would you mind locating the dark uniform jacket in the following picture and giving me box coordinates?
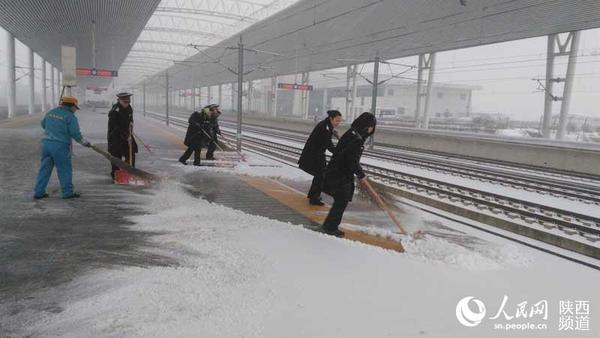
[107,103,138,155]
[298,118,336,176]
[184,110,211,149]
[207,115,221,140]
[322,128,366,202]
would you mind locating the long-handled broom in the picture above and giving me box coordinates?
[200,128,247,162]
[361,178,407,234]
[132,131,155,154]
[360,178,425,240]
[90,144,159,182]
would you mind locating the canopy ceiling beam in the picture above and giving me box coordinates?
[143,26,227,39]
[155,6,258,23]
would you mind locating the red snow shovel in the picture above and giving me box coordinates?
[90,135,159,186]
[112,125,137,185]
[91,145,158,182]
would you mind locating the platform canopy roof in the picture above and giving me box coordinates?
[2,0,600,91]
[117,0,301,86]
[139,0,600,90]
[0,0,162,88]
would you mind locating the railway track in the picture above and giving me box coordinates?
[144,111,600,260]
[219,129,600,258]
[218,120,600,205]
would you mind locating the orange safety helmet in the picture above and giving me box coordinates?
[60,96,80,109]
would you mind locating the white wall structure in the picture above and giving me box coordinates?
[27,46,34,114]
[5,30,16,118]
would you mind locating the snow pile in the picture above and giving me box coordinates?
[24,183,277,337]
[232,162,310,180]
[495,128,531,138]
[172,152,312,181]
[402,236,532,271]
[21,183,596,338]
[341,223,532,271]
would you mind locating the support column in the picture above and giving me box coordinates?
[50,66,56,107]
[246,81,252,112]
[350,65,358,121]
[41,60,47,112]
[541,32,581,139]
[142,82,146,116]
[466,90,472,117]
[237,36,244,151]
[415,56,424,126]
[270,76,277,117]
[28,47,35,115]
[5,31,16,118]
[218,84,222,107]
[165,72,169,125]
[322,88,328,116]
[557,31,580,140]
[301,72,309,119]
[191,87,196,111]
[345,65,352,117]
[231,83,236,112]
[542,34,557,138]
[422,53,436,129]
[369,54,380,149]
[415,53,436,129]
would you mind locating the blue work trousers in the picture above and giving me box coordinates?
[33,141,74,198]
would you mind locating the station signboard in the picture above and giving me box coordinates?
[76,68,118,77]
[277,83,313,91]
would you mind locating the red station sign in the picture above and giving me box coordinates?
[76,68,118,77]
[277,83,313,91]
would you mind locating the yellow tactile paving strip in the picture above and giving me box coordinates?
[241,176,404,253]
[143,116,404,252]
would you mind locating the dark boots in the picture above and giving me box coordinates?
[309,197,325,206]
[321,198,349,237]
[322,227,345,237]
[180,147,201,166]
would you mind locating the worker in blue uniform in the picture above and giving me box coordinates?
[33,96,91,199]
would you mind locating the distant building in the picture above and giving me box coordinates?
[269,72,480,120]
[240,71,480,126]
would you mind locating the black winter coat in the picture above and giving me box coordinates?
[298,118,336,176]
[206,116,221,141]
[322,128,366,202]
[184,111,211,149]
[107,103,138,155]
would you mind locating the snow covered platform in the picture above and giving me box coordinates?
[1,110,599,337]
